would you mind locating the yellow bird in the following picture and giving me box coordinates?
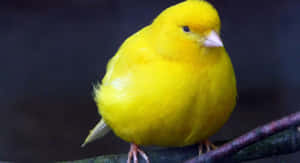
[82,0,237,162]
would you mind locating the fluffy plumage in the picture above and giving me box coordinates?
[85,0,237,148]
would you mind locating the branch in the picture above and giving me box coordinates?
[185,111,300,163]
[59,111,300,163]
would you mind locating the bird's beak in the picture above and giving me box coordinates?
[203,30,223,47]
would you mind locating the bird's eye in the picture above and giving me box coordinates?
[182,26,190,32]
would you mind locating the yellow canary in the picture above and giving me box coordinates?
[82,0,237,162]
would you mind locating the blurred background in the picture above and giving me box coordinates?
[0,0,299,162]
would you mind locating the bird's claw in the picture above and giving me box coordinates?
[198,140,217,155]
[127,144,150,163]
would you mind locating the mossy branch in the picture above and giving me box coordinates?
[60,111,300,163]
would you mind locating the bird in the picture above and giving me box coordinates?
[82,0,237,162]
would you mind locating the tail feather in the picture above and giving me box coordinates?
[81,119,111,147]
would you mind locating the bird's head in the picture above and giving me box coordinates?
[150,0,223,61]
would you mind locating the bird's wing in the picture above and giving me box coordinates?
[101,25,154,85]
[82,26,154,147]
[81,119,110,147]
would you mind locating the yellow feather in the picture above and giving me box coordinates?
[87,0,237,147]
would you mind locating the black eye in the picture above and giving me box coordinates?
[182,26,190,32]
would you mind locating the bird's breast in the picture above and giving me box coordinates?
[97,58,236,146]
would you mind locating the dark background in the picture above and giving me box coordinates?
[0,0,299,162]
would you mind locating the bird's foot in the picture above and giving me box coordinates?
[198,140,217,155]
[127,144,150,163]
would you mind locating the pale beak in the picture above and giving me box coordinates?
[203,30,223,47]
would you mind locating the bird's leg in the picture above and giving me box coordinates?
[127,144,150,163]
[198,140,217,155]
[198,143,203,155]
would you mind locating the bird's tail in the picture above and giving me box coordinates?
[81,119,111,147]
